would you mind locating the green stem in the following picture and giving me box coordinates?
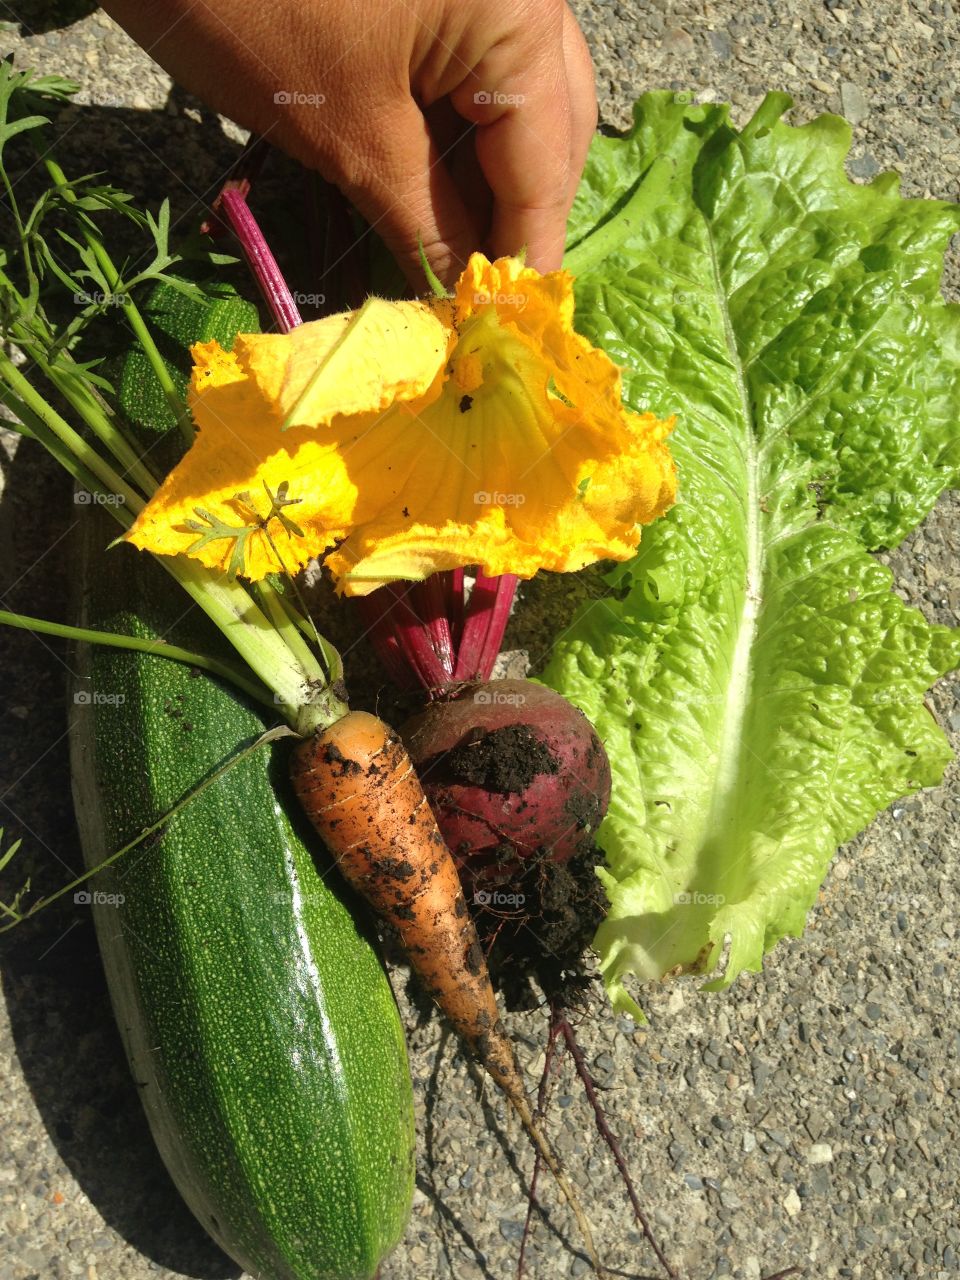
[563,155,676,278]
[257,579,326,683]
[44,157,194,444]
[253,578,347,727]
[0,161,28,280]
[0,268,157,494]
[271,573,345,687]
[0,353,144,511]
[0,608,272,707]
[18,332,156,495]
[162,557,345,734]
[0,382,119,502]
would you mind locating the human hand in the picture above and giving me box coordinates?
[102,0,597,285]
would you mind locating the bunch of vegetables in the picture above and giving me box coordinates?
[2,60,959,1280]
[0,63,657,1278]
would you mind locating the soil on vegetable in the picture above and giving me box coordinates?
[391,840,606,1022]
[475,841,607,1010]
[404,721,607,1007]
[435,722,559,794]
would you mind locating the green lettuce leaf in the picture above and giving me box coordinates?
[545,92,960,1017]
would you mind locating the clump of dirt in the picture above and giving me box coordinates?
[436,722,559,794]
[472,841,607,1010]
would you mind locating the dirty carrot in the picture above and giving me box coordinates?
[290,710,604,1276]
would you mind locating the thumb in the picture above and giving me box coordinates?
[331,97,484,290]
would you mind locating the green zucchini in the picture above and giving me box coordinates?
[68,283,415,1279]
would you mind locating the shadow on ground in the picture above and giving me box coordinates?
[0,92,269,1280]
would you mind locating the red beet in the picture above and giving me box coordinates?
[401,679,611,887]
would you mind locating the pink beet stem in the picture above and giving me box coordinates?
[360,583,449,690]
[385,583,451,689]
[452,572,518,683]
[353,591,420,690]
[201,135,270,238]
[410,575,455,678]
[444,568,466,651]
[219,188,302,333]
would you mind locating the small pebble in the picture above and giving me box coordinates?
[807,1143,834,1165]
[708,30,734,59]
[840,80,869,125]
[783,1188,803,1217]
[662,27,696,56]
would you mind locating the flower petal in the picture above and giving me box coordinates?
[326,403,676,593]
[125,255,677,593]
[234,297,454,429]
[125,342,356,578]
[315,294,676,593]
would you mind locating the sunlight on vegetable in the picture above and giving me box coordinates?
[124,253,677,593]
[545,91,960,1016]
[3,59,959,1280]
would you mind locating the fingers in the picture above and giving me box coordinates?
[475,88,572,272]
[561,3,598,213]
[447,1,597,273]
[327,96,485,290]
[450,13,571,270]
[103,0,597,290]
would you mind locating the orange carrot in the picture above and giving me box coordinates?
[291,710,603,1274]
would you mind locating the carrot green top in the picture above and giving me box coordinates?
[125,253,677,595]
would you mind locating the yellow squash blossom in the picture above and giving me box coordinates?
[125,254,677,595]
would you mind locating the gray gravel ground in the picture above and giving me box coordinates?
[2,3,960,1280]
